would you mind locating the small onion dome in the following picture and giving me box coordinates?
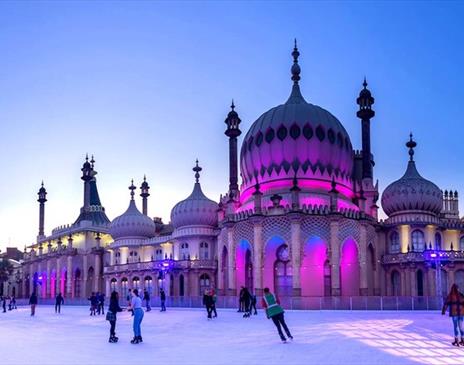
[109,180,157,240]
[381,135,443,216]
[170,161,218,229]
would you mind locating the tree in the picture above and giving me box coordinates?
[0,258,14,285]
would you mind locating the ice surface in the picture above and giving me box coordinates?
[1,306,463,365]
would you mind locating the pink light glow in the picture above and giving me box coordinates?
[340,238,360,296]
[301,197,328,207]
[338,199,359,211]
[235,240,252,293]
[263,236,286,292]
[300,236,327,297]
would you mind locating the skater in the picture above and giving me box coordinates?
[143,290,151,312]
[442,284,464,346]
[29,291,38,316]
[202,289,214,319]
[88,292,98,316]
[211,288,218,318]
[243,287,252,318]
[55,293,64,313]
[10,296,16,310]
[107,291,123,343]
[98,292,105,315]
[160,288,166,312]
[250,291,258,315]
[1,296,6,313]
[262,287,293,343]
[128,289,144,344]
[126,289,133,316]
[238,286,245,312]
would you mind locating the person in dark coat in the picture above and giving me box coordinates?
[243,287,252,318]
[88,292,98,316]
[442,283,464,346]
[29,291,38,316]
[143,290,151,312]
[98,293,105,315]
[1,296,6,313]
[11,295,16,310]
[55,293,64,313]
[107,291,123,343]
[160,288,166,312]
[202,289,214,319]
[250,292,258,315]
[238,286,245,312]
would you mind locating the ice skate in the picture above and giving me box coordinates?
[460,338,464,346]
[452,338,460,346]
[130,336,140,344]
[137,336,143,343]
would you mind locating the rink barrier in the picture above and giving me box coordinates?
[12,296,445,310]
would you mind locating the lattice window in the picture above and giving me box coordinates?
[233,221,254,245]
[301,217,330,244]
[263,216,291,244]
[338,218,361,245]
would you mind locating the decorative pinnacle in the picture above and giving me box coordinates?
[90,155,95,168]
[85,153,89,162]
[193,159,202,183]
[231,99,235,111]
[143,174,146,182]
[363,76,368,89]
[129,179,136,200]
[406,133,417,162]
[291,38,301,84]
[41,180,44,188]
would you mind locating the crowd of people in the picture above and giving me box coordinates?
[1,295,17,312]
[88,292,106,316]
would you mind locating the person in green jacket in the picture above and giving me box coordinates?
[261,287,293,343]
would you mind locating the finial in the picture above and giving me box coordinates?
[90,155,95,168]
[406,133,417,162]
[193,159,202,183]
[291,39,301,84]
[231,99,235,111]
[85,153,89,162]
[129,179,136,200]
[143,174,146,182]
[363,76,368,89]
[41,180,44,188]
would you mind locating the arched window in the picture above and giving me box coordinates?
[274,244,292,297]
[74,269,81,298]
[416,270,424,296]
[391,270,401,296]
[155,248,163,260]
[323,260,331,297]
[110,278,117,292]
[181,243,189,260]
[179,274,185,297]
[435,233,442,250]
[411,230,425,252]
[199,274,210,295]
[121,278,128,299]
[129,251,138,263]
[144,276,153,295]
[132,276,140,290]
[115,251,121,265]
[200,242,209,260]
[460,237,464,251]
[390,232,400,253]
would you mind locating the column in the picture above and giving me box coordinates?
[409,268,416,296]
[226,226,236,296]
[400,269,407,296]
[94,254,101,293]
[359,225,368,296]
[105,277,110,298]
[46,260,51,298]
[330,219,341,296]
[216,234,224,293]
[252,218,263,296]
[29,265,34,297]
[37,262,42,298]
[66,256,73,298]
[82,254,88,298]
[290,215,301,297]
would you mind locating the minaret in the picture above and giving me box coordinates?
[224,100,242,198]
[140,175,150,216]
[37,181,47,239]
[81,154,93,209]
[129,179,136,200]
[356,78,375,179]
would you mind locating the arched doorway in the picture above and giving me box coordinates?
[274,244,292,297]
[391,270,401,296]
[179,274,185,296]
[50,270,56,298]
[87,267,94,297]
[110,278,117,292]
[263,236,290,295]
[144,276,152,296]
[132,276,140,291]
[74,269,81,298]
[416,270,424,296]
[199,274,210,295]
[301,236,327,296]
[62,270,67,297]
[221,246,228,295]
[121,277,128,299]
[236,240,253,292]
[324,260,331,296]
[340,238,360,296]
[367,244,375,295]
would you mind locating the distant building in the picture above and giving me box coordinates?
[20,44,464,305]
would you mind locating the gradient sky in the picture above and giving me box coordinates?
[1,1,463,252]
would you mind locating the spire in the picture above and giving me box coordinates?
[287,39,306,104]
[224,100,241,137]
[129,179,136,200]
[193,159,202,183]
[406,133,417,162]
[356,78,375,180]
[140,175,150,215]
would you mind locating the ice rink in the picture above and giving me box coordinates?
[1,306,463,365]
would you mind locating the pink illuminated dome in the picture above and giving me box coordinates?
[239,42,354,205]
[170,161,218,229]
[109,180,157,240]
[381,135,443,217]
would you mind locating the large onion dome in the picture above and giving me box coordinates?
[381,134,443,216]
[240,41,354,202]
[109,180,157,240]
[170,161,218,229]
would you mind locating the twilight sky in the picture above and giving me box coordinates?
[0,1,463,252]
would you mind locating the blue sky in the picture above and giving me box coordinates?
[0,1,463,251]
